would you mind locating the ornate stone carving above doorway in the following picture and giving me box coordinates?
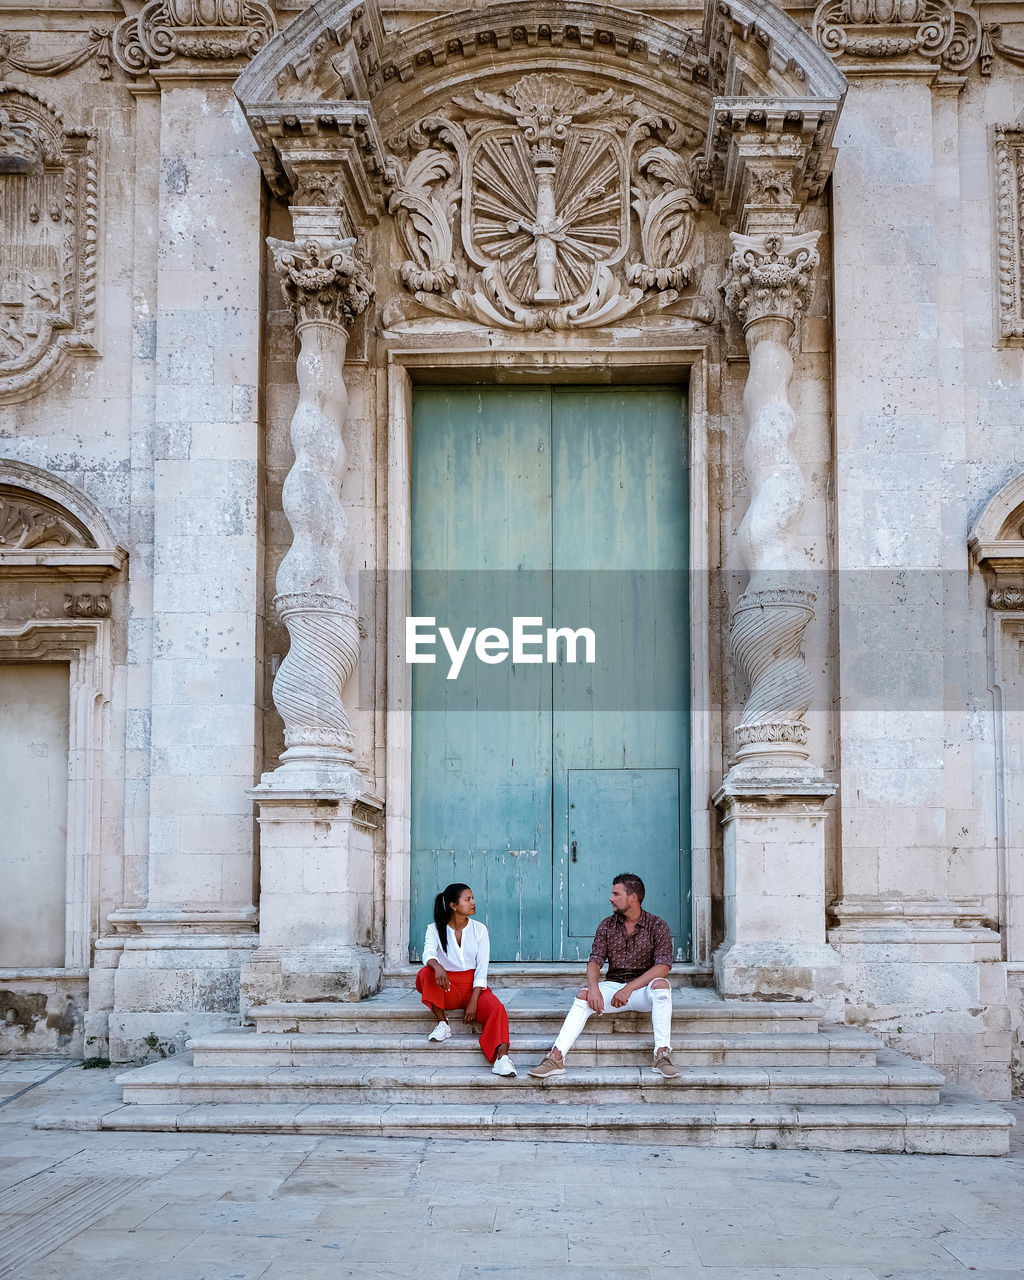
[386,71,705,330]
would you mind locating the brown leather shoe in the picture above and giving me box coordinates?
[653,1049,678,1078]
[528,1054,566,1079]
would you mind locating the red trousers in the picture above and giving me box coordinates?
[415,966,510,1064]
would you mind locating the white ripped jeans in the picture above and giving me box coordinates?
[553,980,672,1058]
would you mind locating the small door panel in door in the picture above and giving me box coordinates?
[567,768,681,945]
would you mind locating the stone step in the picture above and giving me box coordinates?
[47,1093,1012,1156]
[250,990,824,1037]
[188,1027,880,1069]
[117,1050,942,1106]
[384,964,715,988]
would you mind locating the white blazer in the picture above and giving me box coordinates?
[423,918,490,989]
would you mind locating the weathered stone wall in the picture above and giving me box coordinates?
[1,0,1023,1091]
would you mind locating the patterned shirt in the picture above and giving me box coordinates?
[589,909,674,982]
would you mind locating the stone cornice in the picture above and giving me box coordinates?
[243,102,391,227]
[701,98,842,228]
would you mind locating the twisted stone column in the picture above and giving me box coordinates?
[266,237,372,787]
[715,228,841,1010]
[243,234,382,1008]
[723,230,820,765]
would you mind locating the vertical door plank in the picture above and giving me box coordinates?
[551,387,690,957]
[411,387,553,960]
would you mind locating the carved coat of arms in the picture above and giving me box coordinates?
[386,73,706,331]
[0,85,97,403]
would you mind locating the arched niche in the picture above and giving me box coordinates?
[970,470,1024,962]
[0,461,125,985]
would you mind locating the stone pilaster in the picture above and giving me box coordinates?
[107,75,263,1060]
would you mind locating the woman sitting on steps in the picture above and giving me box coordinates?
[416,882,517,1078]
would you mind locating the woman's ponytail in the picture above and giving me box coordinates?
[433,882,470,955]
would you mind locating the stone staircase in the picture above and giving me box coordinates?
[98,986,1013,1153]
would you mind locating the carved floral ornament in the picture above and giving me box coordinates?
[0,31,112,80]
[268,237,373,329]
[384,73,709,332]
[811,0,981,71]
[113,0,277,75]
[0,85,98,405]
[722,231,821,329]
[994,126,1024,344]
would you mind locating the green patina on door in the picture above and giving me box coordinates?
[410,386,690,962]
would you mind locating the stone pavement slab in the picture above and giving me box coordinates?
[0,1060,1021,1279]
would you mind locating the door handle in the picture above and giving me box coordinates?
[571,840,578,863]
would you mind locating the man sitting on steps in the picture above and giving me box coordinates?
[528,872,678,1080]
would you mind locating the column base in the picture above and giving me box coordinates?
[830,897,1010,1100]
[107,914,258,1062]
[241,944,382,1009]
[714,764,842,1016]
[247,771,384,1009]
[714,940,844,1016]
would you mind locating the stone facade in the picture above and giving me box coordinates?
[0,0,1022,1104]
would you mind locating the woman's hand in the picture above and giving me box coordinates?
[429,960,450,992]
[463,993,480,1024]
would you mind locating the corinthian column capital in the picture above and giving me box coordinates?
[723,230,821,331]
[268,237,373,330]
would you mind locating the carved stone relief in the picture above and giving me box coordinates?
[64,592,110,618]
[980,24,1024,75]
[0,31,112,80]
[385,72,709,332]
[994,126,1024,345]
[991,587,1024,610]
[113,0,277,75]
[0,486,94,550]
[811,0,981,72]
[0,89,97,405]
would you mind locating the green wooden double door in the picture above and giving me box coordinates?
[410,386,690,962]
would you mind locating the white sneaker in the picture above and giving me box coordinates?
[491,1055,517,1077]
[428,1021,451,1043]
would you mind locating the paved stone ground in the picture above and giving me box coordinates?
[0,1058,1021,1280]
